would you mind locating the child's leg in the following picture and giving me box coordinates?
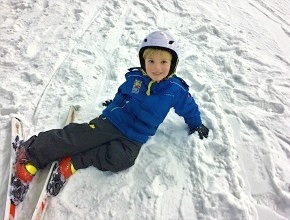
[71,137,142,172]
[25,116,131,169]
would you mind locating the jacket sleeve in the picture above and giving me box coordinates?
[174,91,202,129]
[111,82,130,105]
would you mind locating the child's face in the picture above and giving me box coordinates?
[145,52,171,82]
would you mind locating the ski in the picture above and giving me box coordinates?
[31,106,77,220]
[4,117,25,220]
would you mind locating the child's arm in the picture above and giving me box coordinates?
[174,91,209,139]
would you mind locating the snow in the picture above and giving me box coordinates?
[0,0,290,219]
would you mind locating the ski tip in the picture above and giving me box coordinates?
[12,117,21,122]
[72,105,80,111]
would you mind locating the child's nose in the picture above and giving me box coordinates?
[153,63,162,71]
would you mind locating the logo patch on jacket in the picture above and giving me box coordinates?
[132,79,142,94]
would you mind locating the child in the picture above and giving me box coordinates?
[16,31,209,185]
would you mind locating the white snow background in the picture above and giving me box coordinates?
[0,0,290,219]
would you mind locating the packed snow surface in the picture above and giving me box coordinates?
[0,0,290,219]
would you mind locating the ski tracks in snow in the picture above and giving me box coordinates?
[177,3,290,219]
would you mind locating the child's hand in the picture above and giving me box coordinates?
[102,99,112,106]
[189,124,209,139]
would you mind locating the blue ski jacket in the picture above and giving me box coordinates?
[102,68,202,143]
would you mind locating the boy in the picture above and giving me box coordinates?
[16,31,209,185]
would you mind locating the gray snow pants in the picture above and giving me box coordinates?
[26,115,142,172]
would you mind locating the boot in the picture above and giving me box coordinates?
[59,157,76,179]
[15,147,37,184]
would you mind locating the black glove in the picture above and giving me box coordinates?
[102,99,112,106]
[189,124,209,139]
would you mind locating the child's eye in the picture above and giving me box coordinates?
[148,60,154,63]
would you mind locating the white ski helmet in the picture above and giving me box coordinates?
[139,31,179,75]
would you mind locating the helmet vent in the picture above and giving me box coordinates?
[144,39,148,42]
[169,40,174,44]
